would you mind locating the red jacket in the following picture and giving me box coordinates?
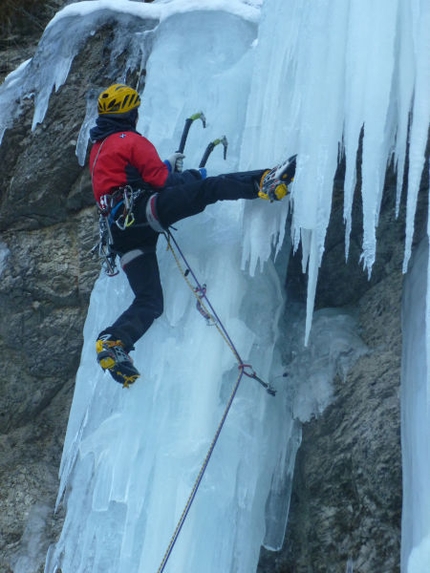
[89,130,169,206]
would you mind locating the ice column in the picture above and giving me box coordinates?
[401,238,430,572]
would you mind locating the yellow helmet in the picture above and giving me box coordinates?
[97,84,141,115]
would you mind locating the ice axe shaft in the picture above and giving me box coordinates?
[177,112,206,154]
[199,136,228,168]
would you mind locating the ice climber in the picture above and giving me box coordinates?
[90,83,296,386]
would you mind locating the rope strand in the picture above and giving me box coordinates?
[156,230,276,573]
[157,366,245,573]
[165,231,243,364]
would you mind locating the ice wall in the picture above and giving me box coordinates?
[1,0,428,336]
[0,0,427,571]
[45,5,297,573]
[242,0,430,343]
[401,238,430,573]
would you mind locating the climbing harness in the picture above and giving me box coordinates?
[108,185,139,230]
[145,193,166,233]
[92,185,146,276]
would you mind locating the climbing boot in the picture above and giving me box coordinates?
[258,154,297,201]
[96,335,140,387]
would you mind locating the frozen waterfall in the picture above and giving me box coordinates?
[0,0,428,572]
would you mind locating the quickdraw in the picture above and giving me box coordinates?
[166,231,277,396]
[239,364,277,396]
[194,284,217,325]
[157,233,277,573]
[91,212,119,277]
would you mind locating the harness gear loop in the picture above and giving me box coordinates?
[91,211,119,277]
[94,185,147,276]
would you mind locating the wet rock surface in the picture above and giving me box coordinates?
[258,161,428,572]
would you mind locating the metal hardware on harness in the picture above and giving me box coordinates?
[114,185,137,230]
[94,212,119,277]
[93,187,145,277]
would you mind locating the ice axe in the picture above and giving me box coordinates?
[177,111,206,155]
[199,136,228,168]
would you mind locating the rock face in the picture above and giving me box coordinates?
[258,168,428,572]
[260,258,404,572]
[0,5,100,571]
[0,5,428,573]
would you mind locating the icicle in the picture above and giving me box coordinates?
[304,231,318,345]
[393,0,414,218]
[402,0,430,273]
[427,172,430,413]
[75,90,99,166]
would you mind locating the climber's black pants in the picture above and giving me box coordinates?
[98,170,264,351]
[156,170,262,227]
